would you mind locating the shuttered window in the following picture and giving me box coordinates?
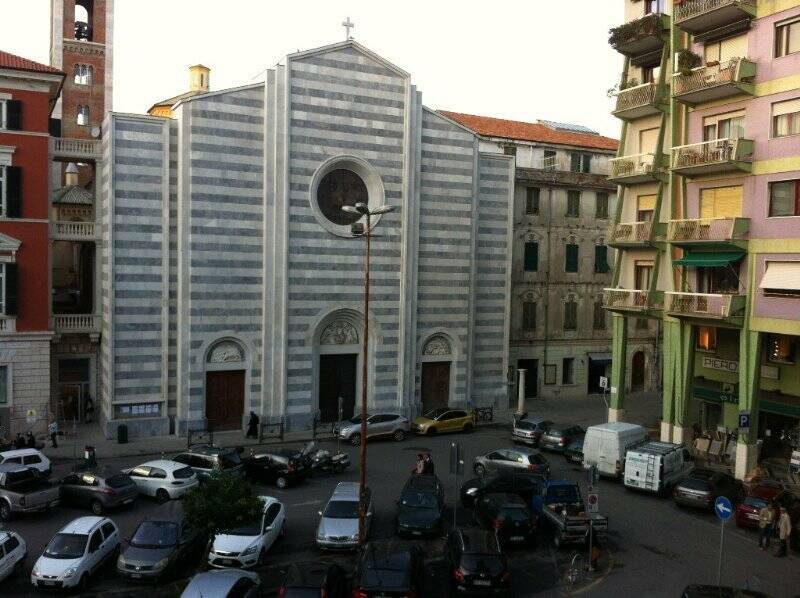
[705,34,748,64]
[522,301,536,332]
[1,100,21,131]
[565,244,579,273]
[593,302,607,330]
[699,186,743,219]
[566,191,581,217]
[526,187,540,214]
[769,180,800,217]
[563,302,577,331]
[639,127,659,154]
[772,98,800,137]
[760,261,800,296]
[596,193,609,219]
[637,194,656,221]
[594,245,610,273]
[3,263,17,316]
[776,17,800,57]
[524,242,538,272]
[3,167,21,218]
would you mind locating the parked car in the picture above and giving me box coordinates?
[244,449,310,488]
[181,569,260,598]
[279,561,349,598]
[511,417,552,447]
[0,449,52,477]
[563,436,584,465]
[337,413,410,445]
[124,460,200,503]
[173,446,245,482]
[539,424,585,453]
[473,492,536,546]
[624,442,694,495]
[0,463,60,520]
[316,482,372,550]
[209,496,286,569]
[59,468,138,515]
[582,422,649,478]
[534,480,608,549]
[461,472,547,508]
[352,541,426,598]
[446,528,510,595]
[673,469,743,511]
[31,516,120,591]
[118,516,204,582]
[411,408,474,435]
[681,584,771,597]
[0,530,26,583]
[396,474,445,537]
[473,447,549,478]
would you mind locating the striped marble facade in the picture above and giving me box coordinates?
[101,41,513,438]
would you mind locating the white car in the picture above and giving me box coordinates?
[0,449,51,477]
[0,530,26,583]
[31,516,120,591]
[124,459,199,503]
[208,496,285,569]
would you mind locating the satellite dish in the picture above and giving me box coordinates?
[90,126,101,138]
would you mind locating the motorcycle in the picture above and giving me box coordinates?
[302,441,351,474]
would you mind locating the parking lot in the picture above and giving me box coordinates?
[2,416,799,597]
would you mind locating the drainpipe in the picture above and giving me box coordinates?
[541,184,553,397]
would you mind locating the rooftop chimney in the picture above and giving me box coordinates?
[189,64,210,93]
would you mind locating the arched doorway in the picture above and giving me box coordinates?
[317,318,360,423]
[205,340,246,431]
[631,351,646,393]
[420,335,453,413]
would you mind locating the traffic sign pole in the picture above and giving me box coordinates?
[714,496,732,586]
[718,518,724,586]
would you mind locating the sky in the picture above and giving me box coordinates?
[3,0,624,138]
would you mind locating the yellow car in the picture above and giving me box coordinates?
[411,408,475,435]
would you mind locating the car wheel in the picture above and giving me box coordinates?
[393,429,406,442]
[427,427,437,436]
[91,500,104,516]
[474,463,486,477]
[463,423,473,433]
[276,476,288,489]
[156,489,170,504]
[351,433,361,447]
[0,502,11,521]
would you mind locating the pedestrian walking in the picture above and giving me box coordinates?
[776,507,792,557]
[48,420,59,449]
[84,397,94,424]
[758,503,776,550]
[25,431,35,448]
[414,453,425,475]
[246,411,260,439]
[423,453,435,475]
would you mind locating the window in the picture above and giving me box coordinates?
[637,194,656,222]
[76,105,89,126]
[0,100,5,130]
[704,34,748,65]
[700,186,743,219]
[522,301,536,332]
[73,64,92,85]
[543,149,557,170]
[769,180,800,217]
[636,318,650,329]
[101,522,116,540]
[525,187,540,214]
[570,153,591,173]
[594,245,609,274]
[596,193,609,219]
[697,326,717,351]
[113,402,162,419]
[3,535,19,553]
[149,468,167,479]
[565,244,579,273]
[0,365,7,405]
[503,144,516,156]
[703,112,745,141]
[593,301,606,330]
[563,300,577,331]
[544,364,557,385]
[562,358,575,384]
[524,241,538,272]
[0,263,17,316]
[760,261,800,297]
[634,261,653,290]
[0,99,20,131]
[566,191,581,217]
[88,531,102,553]
[775,17,800,58]
[0,165,21,218]
[772,99,800,138]
[767,335,796,364]
[645,0,666,14]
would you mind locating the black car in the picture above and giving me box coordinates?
[244,449,310,488]
[538,424,585,452]
[59,468,138,515]
[681,584,770,597]
[563,436,584,465]
[446,529,510,595]
[460,472,546,508]
[673,469,743,511]
[473,493,536,546]
[279,561,349,598]
[353,541,426,597]
[396,474,445,537]
[117,517,205,582]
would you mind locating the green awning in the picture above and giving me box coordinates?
[674,251,745,267]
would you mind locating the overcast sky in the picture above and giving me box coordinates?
[5,0,624,138]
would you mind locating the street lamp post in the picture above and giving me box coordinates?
[342,201,395,546]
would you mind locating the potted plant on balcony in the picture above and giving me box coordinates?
[677,49,702,76]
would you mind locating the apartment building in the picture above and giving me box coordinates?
[606,0,800,478]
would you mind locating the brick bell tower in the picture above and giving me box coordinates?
[50,0,114,140]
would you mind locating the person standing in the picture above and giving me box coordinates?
[48,420,59,449]
[423,453,435,475]
[758,503,775,550]
[414,454,425,475]
[246,411,259,439]
[777,506,792,557]
[25,431,35,448]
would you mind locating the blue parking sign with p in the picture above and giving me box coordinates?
[739,411,750,430]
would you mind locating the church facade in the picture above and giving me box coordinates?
[100,41,514,438]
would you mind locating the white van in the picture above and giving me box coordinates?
[624,442,694,494]
[582,422,648,478]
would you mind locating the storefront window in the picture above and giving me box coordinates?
[697,327,717,351]
[767,335,796,364]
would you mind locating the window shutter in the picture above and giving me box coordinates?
[565,244,579,273]
[5,101,22,131]
[595,245,609,273]
[524,242,539,272]
[570,153,581,172]
[5,264,17,316]
[5,167,21,218]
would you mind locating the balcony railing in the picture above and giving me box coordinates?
[603,288,661,312]
[667,218,749,245]
[665,291,745,320]
[609,221,654,246]
[0,317,16,333]
[613,82,661,120]
[674,0,756,35]
[609,13,670,57]
[608,153,657,184]
[50,137,102,161]
[673,58,756,105]
[52,314,101,334]
[52,221,97,241]
[671,138,753,177]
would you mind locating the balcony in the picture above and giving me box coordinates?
[673,58,756,105]
[613,82,662,121]
[609,14,670,58]
[671,138,753,177]
[665,291,746,324]
[51,221,98,242]
[50,137,102,161]
[0,318,16,333]
[609,221,656,248]
[603,288,664,316]
[674,0,756,36]
[667,218,749,248]
[608,153,659,184]
[52,314,101,337]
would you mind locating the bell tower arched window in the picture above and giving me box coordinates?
[74,1,93,41]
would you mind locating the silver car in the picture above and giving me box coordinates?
[181,569,260,598]
[337,413,410,446]
[473,447,550,477]
[511,417,552,446]
[316,482,372,550]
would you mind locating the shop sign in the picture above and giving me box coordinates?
[694,386,738,404]
[700,357,781,380]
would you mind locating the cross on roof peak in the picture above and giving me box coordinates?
[342,17,355,40]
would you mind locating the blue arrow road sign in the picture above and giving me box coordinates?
[715,496,733,521]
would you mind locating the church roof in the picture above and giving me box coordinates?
[52,185,94,205]
[148,89,205,113]
[437,111,618,152]
[0,50,63,75]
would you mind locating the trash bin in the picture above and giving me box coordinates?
[83,445,97,468]
[117,424,128,444]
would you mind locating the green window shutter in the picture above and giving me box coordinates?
[524,242,539,272]
[565,244,579,273]
[595,245,609,273]
[5,166,21,218]
[5,263,18,316]
[570,153,581,172]
[5,100,22,131]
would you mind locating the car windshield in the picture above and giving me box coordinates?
[743,496,769,509]
[225,520,262,536]
[515,421,537,430]
[423,408,449,420]
[131,521,179,548]
[323,500,359,519]
[347,415,363,424]
[45,533,87,559]
[173,466,195,479]
[401,491,438,509]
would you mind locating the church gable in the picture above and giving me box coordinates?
[290,41,409,81]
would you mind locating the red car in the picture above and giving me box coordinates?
[734,484,781,529]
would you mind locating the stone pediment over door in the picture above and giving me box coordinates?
[0,233,21,261]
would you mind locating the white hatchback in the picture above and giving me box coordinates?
[0,530,26,583]
[124,459,199,503]
[208,496,285,569]
[31,516,119,591]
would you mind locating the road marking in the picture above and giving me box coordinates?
[290,499,322,507]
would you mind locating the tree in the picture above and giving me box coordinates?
[182,472,263,537]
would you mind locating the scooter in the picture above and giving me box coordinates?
[303,441,351,474]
